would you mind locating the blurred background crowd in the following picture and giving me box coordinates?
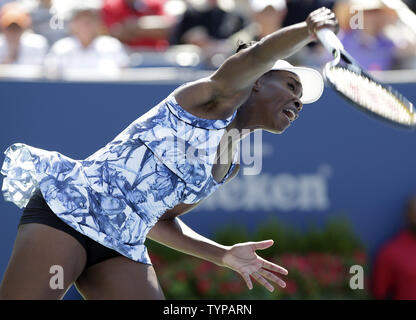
[0,0,415,78]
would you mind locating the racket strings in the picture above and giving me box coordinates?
[325,66,415,127]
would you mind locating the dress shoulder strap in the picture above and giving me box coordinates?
[165,94,237,130]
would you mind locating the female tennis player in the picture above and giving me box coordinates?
[0,7,338,299]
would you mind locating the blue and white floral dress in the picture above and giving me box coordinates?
[0,93,239,265]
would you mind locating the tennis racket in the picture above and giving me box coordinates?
[316,28,415,129]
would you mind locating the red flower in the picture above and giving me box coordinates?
[306,253,345,286]
[197,278,211,295]
[307,253,341,270]
[280,254,310,273]
[315,271,338,286]
[353,250,367,265]
[195,261,215,274]
[284,279,298,295]
[175,270,188,283]
[218,280,244,295]
[227,280,244,294]
[148,253,164,266]
[219,283,228,295]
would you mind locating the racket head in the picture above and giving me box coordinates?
[322,52,416,129]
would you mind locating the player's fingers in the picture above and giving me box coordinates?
[252,272,274,292]
[315,8,333,19]
[317,20,338,28]
[311,6,330,16]
[259,257,288,275]
[311,12,336,25]
[314,20,338,33]
[307,10,337,36]
[240,272,253,290]
[322,12,336,21]
[258,269,286,288]
[250,239,274,251]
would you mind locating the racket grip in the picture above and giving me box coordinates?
[316,29,344,55]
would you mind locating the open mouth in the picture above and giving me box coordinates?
[283,108,296,122]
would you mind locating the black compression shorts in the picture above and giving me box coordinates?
[19,189,122,269]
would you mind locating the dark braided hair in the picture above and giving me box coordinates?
[235,40,258,53]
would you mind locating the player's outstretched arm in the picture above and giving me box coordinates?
[210,7,338,93]
[174,7,338,118]
[147,217,288,292]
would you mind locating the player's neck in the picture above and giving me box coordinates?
[226,101,263,136]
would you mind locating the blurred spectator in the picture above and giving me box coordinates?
[247,0,287,40]
[44,5,129,77]
[382,0,416,69]
[28,0,69,45]
[170,0,246,44]
[0,2,48,65]
[209,0,286,59]
[372,195,416,299]
[403,0,416,13]
[0,0,13,8]
[410,0,416,12]
[333,0,415,71]
[102,0,173,50]
[170,0,247,67]
[282,0,336,26]
[269,0,336,67]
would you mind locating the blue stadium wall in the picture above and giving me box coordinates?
[1,80,415,299]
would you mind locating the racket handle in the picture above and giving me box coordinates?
[316,29,344,55]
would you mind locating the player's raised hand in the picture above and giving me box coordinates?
[306,7,339,40]
[221,239,288,292]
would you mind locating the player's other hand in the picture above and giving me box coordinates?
[306,7,339,40]
[221,239,288,292]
